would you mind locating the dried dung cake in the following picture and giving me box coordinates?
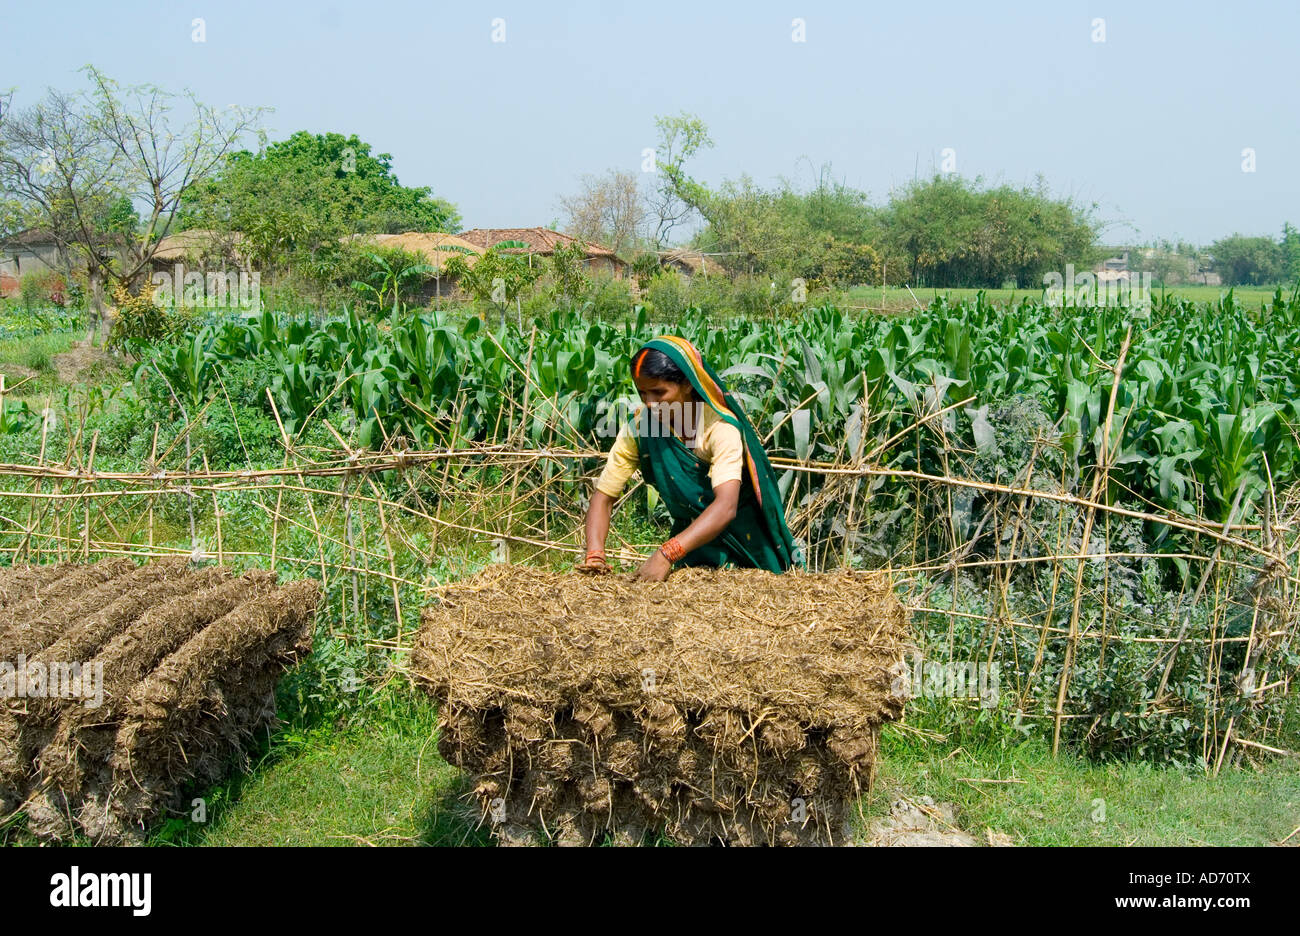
[412,564,909,846]
[0,557,320,842]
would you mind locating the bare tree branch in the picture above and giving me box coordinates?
[557,169,647,256]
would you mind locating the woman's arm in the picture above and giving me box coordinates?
[577,489,615,573]
[579,423,640,574]
[634,480,740,581]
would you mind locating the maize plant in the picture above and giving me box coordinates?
[143,289,1300,552]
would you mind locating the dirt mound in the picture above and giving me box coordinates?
[412,564,909,846]
[861,797,980,846]
[0,558,320,842]
[51,341,117,386]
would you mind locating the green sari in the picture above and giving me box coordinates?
[631,336,802,573]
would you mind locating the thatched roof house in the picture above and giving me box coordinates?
[455,227,627,277]
[659,248,724,278]
[346,232,484,270]
[150,229,248,269]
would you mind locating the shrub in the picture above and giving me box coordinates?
[586,275,636,319]
[684,273,736,314]
[631,252,662,290]
[803,237,880,288]
[731,274,780,317]
[107,281,200,353]
[24,346,52,373]
[65,279,87,311]
[19,273,45,311]
[16,270,69,309]
[644,271,688,319]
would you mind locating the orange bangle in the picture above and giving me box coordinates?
[659,538,686,563]
[586,550,606,562]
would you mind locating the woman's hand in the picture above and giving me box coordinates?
[575,554,611,575]
[634,550,672,582]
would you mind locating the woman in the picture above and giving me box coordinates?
[578,335,800,581]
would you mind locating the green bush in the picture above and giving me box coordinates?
[586,275,636,319]
[731,274,780,317]
[19,273,46,311]
[631,252,662,290]
[347,245,434,316]
[107,281,200,353]
[684,274,735,314]
[644,271,688,319]
[24,346,52,373]
[64,280,86,311]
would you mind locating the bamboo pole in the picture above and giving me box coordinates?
[81,430,98,561]
[204,452,223,564]
[1053,329,1130,756]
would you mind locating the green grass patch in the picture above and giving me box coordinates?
[149,681,1300,847]
[856,715,1300,846]
[169,691,490,847]
[0,330,80,399]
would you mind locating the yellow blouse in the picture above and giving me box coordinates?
[594,404,744,498]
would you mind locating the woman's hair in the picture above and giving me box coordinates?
[632,348,688,384]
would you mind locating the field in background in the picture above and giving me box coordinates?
[845,284,1284,314]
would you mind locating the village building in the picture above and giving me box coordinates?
[658,247,724,278]
[455,227,627,278]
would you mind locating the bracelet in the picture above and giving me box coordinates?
[659,537,686,564]
[585,550,607,563]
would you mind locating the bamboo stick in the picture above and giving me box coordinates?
[1054,329,1131,756]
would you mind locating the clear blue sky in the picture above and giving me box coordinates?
[3,0,1295,245]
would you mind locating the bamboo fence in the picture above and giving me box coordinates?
[0,381,1295,772]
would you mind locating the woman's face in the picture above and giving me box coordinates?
[634,375,694,408]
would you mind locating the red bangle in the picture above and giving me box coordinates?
[586,549,606,562]
[659,538,686,563]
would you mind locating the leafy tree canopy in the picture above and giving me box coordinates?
[179,131,460,270]
[878,174,1100,288]
[1209,234,1286,287]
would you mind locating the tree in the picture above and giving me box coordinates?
[0,88,23,241]
[1281,223,1300,284]
[649,115,1097,286]
[878,175,1100,288]
[690,174,814,274]
[1209,234,1285,286]
[181,130,459,274]
[648,113,713,247]
[101,195,139,235]
[86,66,265,288]
[444,245,543,327]
[804,236,880,287]
[796,164,876,242]
[557,170,645,255]
[0,82,128,318]
[0,66,265,329]
[547,239,590,309]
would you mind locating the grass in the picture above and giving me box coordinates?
[0,330,80,399]
[858,715,1300,846]
[159,692,490,847]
